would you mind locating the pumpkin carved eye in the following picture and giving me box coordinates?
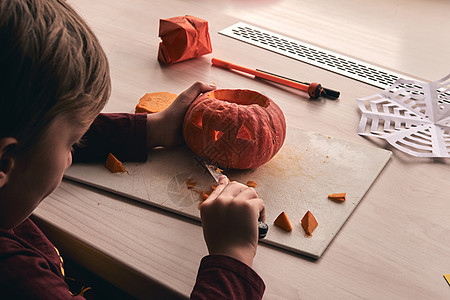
[236,120,255,140]
[191,110,203,129]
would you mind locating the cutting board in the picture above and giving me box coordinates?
[64,127,391,258]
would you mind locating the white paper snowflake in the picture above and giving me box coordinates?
[357,74,450,157]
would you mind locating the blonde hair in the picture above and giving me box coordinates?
[0,0,110,151]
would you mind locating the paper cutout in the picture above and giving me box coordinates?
[158,15,212,65]
[357,74,450,157]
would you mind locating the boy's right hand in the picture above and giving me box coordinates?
[146,82,216,149]
[200,175,265,267]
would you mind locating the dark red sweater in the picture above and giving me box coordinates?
[0,113,265,299]
[0,218,84,299]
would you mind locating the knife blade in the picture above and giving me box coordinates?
[204,163,224,183]
[193,155,223,183]
[194,155,268,239]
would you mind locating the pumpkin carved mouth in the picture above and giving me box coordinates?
[183,89,286,169]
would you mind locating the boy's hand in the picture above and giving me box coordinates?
[200,175,266,267]
[146,82,216,149]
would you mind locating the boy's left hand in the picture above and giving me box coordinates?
[146,82,216,149]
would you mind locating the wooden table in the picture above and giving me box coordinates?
[33,0,450,299]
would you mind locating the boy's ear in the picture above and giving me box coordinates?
[0,137,18,188]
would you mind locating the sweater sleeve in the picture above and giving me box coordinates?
[190,255,265,299]
[72,113,148,163]
[0,240,85,299]
[0,220,85,299]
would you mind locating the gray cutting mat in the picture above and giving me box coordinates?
[64,126,391,258]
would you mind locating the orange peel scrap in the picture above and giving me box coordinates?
[105,153,127,173]
[328,193,346,202]
[273,211,292,232]
[186,178,197,189]
[246,180,258,188]
[301,211,318,236]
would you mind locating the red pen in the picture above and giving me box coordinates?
[211,58,339,99]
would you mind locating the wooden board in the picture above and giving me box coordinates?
[64,127,391,258]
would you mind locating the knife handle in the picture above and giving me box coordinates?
[258,221,269,239]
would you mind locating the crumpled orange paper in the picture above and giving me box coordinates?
[158,15,212,65]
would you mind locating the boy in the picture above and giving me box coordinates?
[0,0,266,299]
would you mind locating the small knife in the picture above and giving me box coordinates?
[203,162,224,183]
[194,156,268,239]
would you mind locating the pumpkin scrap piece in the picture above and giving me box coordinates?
[135,92,177,113]
[201,185,217,199]
[328,193,346,202]
[273,211,292,232]
[105,153,127,173]
[197,188,215,210]
[205,164,223,174]
[186,178,197,189]
[443,274,450,286]
[200,192,210,201]
[196,185,217,210]
[246,180,258,188]
[301,211,318,236]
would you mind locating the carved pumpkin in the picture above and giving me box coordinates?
[183,89,286,169]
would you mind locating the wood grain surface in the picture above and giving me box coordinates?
[33,0,450,299]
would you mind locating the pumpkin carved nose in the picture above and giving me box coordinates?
[210,129,224,142]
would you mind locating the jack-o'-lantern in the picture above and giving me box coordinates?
[183,89,286,169]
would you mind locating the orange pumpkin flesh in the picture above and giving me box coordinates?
[183,89,286,169]
[273,211,293,232]
[135,92,177,113]
[328,193,346,202]
[105,153,127,173]
[301,211,318,236]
